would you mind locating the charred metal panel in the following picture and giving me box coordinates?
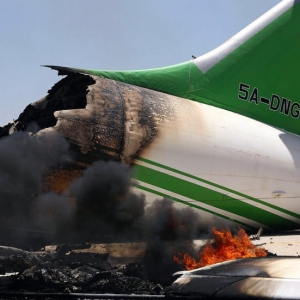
[52,75,175,164]
[53,77,125,162]
[116,81,175,164]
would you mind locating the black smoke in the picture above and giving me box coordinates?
[0,132,219,284]
[139,199,202,284]
[56,161,202,284]
[62,160,146,243]
[0,131,71,247]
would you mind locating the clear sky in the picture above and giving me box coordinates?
[0,0,280,125]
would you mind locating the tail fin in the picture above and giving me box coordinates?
[191,0,300,135]
[45,0,300,135]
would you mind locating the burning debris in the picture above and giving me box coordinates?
[174,228,268,270]
[0,231,274,297]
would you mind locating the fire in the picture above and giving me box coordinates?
[43,169,83,194]
[174,228,267,270]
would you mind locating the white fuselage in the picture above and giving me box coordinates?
[134,96,300,231]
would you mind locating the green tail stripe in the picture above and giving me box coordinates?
[138,157,300,220]
[134,163,299,230]
[137,184,255,230]
[75,62,191,99]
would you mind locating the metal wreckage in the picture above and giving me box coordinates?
[2,0,300,297]
[0,66,300,299]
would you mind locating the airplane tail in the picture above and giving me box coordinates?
[45,0,300,135]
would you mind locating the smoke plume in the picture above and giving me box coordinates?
[0,131,70,246]
[64,160,145,243]
[0,131,233,284]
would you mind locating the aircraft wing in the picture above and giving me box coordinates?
[166,257,300,299]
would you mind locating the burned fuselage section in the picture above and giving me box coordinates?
[53,75,174,165]
[0,73,90,138]
[0,69,175,167]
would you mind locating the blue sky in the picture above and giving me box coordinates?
[0,0,280,125]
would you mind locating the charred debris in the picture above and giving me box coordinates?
[0,243,165,296]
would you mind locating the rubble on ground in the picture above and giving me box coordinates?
[0,244,165,295]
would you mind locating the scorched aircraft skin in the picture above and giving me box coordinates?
[4,0,300,231]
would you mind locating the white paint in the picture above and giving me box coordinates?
[137,96,300,229]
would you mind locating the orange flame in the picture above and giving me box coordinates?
[174,228,267,270]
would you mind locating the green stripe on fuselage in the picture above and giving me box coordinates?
[138,157,300,220]
[137,184,255,230]
[134,163,299,230]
